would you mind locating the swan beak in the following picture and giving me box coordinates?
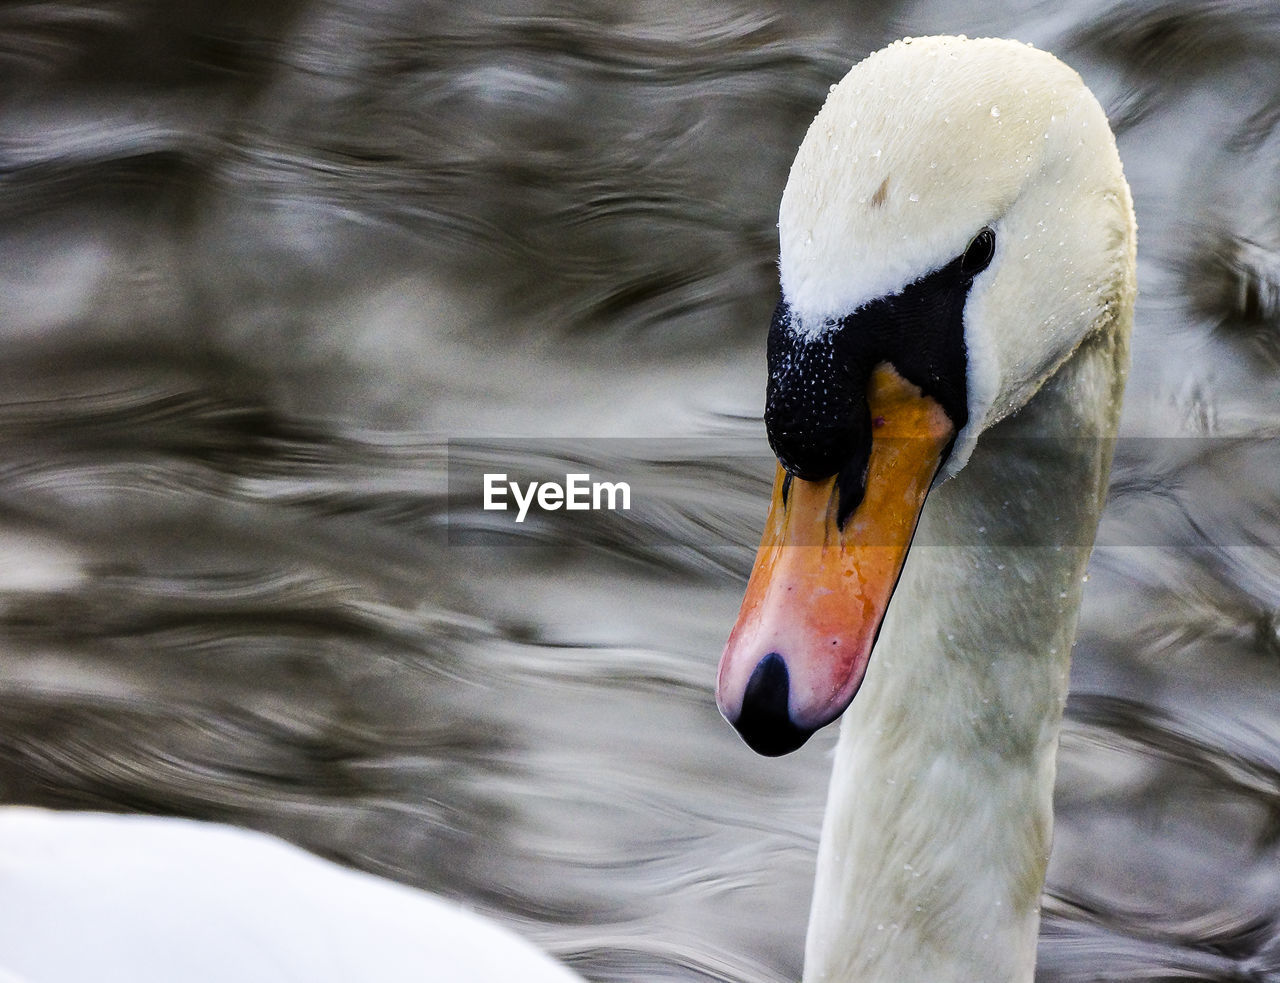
[717,364,955,755]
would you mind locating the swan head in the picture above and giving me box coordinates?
[717,36,1135,755]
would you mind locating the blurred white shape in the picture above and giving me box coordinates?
[0,808,584,983]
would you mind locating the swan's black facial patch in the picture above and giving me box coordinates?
[765,231,990,497]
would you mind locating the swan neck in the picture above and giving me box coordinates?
[803,327,1127,983]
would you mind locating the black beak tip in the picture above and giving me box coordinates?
[730,652,813,757]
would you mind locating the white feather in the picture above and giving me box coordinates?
[785,37,1136,983]
[0,808,583,983]
[778,36,1134,474]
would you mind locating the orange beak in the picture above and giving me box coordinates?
[716,363,956,755]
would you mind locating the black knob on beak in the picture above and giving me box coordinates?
[730,652,812,756]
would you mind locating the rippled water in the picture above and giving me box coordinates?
[2,1,1279,980]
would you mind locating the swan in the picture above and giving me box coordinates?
[0,807,584,983]
[716,35,1135,983]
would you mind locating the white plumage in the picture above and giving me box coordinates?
[0,809,583,983]
[777,37,1135,983]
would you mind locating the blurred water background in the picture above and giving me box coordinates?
[2,0,1280,979]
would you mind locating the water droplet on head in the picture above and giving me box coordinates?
[990,105,1001,118]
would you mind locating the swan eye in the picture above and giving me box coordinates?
[960,227,996,278]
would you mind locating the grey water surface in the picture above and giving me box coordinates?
[2,1,1279,980]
